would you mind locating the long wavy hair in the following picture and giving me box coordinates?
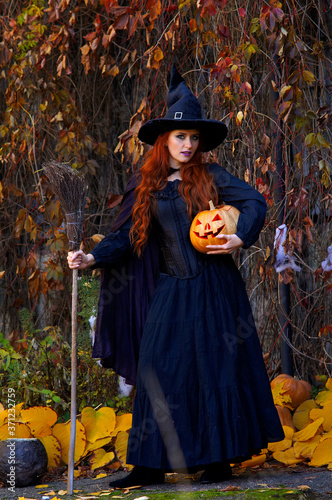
[130,131,218,256]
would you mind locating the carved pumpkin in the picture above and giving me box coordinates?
[271,374,312,410]
[190,200,240,254]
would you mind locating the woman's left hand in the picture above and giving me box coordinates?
[206,234,244,254]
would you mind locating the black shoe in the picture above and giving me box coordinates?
[199,462,232,484]
[109,466,164,488]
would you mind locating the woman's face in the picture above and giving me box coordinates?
[166,129,200,169]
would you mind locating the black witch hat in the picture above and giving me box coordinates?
[138,66,228,152]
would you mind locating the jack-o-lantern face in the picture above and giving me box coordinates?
[193,213,225,239]
[190,201,240,253]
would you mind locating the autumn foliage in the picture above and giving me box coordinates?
[0,0,331,386]
[0,402,132,474]
[266,376,332,470]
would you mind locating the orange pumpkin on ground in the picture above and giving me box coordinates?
[190,200,240,254]
[271,374,312,410]
[275,405,295,430]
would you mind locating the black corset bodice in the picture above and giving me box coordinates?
[152,180,213,278]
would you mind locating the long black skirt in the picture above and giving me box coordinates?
[126,257,284,470]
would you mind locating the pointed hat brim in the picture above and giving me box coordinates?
[138,118,227,152]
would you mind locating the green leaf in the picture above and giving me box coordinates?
[316,133,330,149]
[306,111,316,120]
[11,353,23,360]
[0,337,9,347]
[244,43,259,60]
[41,389,52,395]
[305,133,316,148]
[250,18,260,33]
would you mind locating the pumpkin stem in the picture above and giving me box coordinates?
[209,200,215,211]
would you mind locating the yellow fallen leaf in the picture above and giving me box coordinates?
[52,420,86,464]
[273,447,306,465]
[293,417,324,442]
[84,435,113,454]
[271,381,292,408]
[122,485,142,492]
[268,425,294,452]
[0,409,8,426]
[44,490,57,496]
[241,454,266,467]
[309,437,332,467]
[298,485,311,490]
[95,472,108,479]
[114,431,133,470]
[112,413,132,436]
[326,378,332,391]
[1,402,25,424]
[35,484,49,488]
[81,407,116,443]
[268,439,292,453]
[21,406,58,429]
[315,389,332,406]
[293,435,320,459]
[27,421,52,438]
[39,434,62,469]
[320,430,332,441]
[90,450,115,471]
[293,399,317,430]
[0,422,31,439]
[310,400,332,432]
[57,490,67,495]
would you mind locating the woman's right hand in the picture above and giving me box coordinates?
[67,250,96,270]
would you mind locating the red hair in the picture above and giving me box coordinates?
[130,131,218,256]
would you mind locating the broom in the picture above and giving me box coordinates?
[43,160,88,494]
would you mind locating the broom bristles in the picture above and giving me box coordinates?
[43,161,88,251]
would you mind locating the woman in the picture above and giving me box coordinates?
[68,66,284,487]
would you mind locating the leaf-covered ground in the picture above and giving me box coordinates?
[2,464,332,500]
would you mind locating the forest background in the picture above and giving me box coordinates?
[0,0,331,412]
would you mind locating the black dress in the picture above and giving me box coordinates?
[91,163,284,470]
